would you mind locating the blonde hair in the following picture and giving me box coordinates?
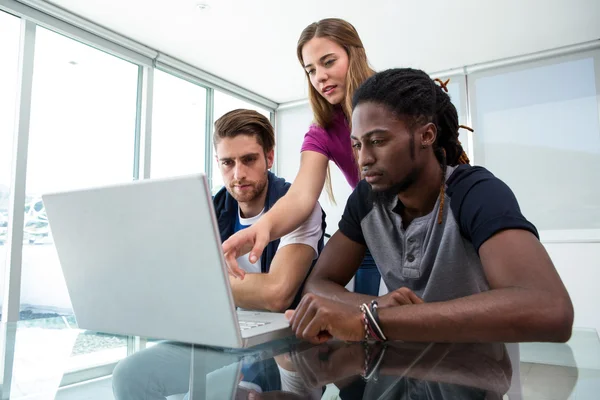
[297,18,375,202]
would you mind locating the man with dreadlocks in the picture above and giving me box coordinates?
[285,68,573,344]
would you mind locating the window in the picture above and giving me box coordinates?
[0,11,21,318]
[20,27,137,364]
[445,79,470,158]
[212,90,272,192]
[150,69,207,178]
[470,54,600,231]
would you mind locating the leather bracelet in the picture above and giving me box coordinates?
[370,300,382,328]
[364,302,386,341]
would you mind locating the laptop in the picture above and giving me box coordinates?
[42,174,293,348]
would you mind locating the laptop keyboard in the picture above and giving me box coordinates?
[238,320,271,331]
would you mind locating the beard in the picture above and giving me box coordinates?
[227,172,268,204]
[370,168,419,205]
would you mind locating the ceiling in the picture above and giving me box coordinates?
[45,0,600,104]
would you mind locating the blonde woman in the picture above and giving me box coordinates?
[224,18,381,295]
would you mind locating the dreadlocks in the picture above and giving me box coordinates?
[352,68,472,224]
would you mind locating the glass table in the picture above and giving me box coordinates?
[1,318,599,399]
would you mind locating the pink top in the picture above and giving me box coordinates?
[300,110,360,189]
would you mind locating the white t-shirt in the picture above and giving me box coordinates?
[278,365,322,400]
[236,203,323,274]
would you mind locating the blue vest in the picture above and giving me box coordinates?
[212,172,326,307]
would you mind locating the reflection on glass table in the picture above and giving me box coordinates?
[1,318,599,399]
[112,340,513,399]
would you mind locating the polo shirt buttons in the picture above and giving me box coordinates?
[407,254,415,262]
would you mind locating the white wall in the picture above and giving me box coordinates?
[276,104,600,335]
[544,243,600,334]
[275,105,311,183]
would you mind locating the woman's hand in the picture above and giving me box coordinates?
[222,220,271,279]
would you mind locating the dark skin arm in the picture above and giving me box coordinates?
[302,230,426,308]
[377,229,573,342]
[288,229,574,344]
[302,230,371,304]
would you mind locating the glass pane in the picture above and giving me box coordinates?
[212,90,272,192]
[9,317,126,398]
[151,69,207,178]
[473,57,600,230]
[20,27,136,365]
[446,81,469,156]
[0,11,21,319]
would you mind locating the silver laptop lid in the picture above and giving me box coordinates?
[42,174,243,348]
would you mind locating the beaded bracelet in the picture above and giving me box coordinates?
[360,303,386,341]
[360,303,371,341]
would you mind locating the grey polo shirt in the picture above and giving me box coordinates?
[339,165,539,302]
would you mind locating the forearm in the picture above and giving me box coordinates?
[230,274,290,312]
[379,287,573,343]
[261,151,327,241]
[260,189,318,241]
[299,230,369,307]
[304,277,376,307]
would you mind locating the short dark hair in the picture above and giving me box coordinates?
[213,109,275,153]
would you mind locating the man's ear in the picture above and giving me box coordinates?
[420,123,437,148]
[266,149,275,169]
